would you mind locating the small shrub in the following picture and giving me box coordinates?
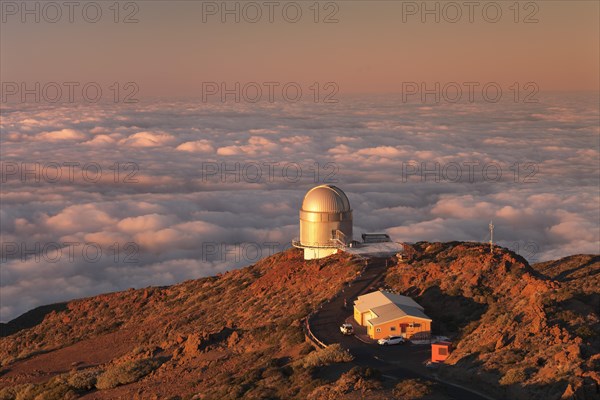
[282,326,305,347]
[575,325,595,339]
[0,378,76,400]
[299,343,315,355]
[0,386,16,400]
[500,349,524,365]
[393,378,432,400]
[330,366,384,394]
[95,358,161,390]
[67,369,100,390]
[301,344,353,369]
[460,320,480,337]
[499,368,526,385]
[14,384,38,400]
[345,366,381,380]
[360,367,381,380]
[28,381,76,400]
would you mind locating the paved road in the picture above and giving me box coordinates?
[308,257,494,400]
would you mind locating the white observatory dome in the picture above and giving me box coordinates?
[301,185,351,214]
[294,185,353,260]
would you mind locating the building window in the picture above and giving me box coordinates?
[390,326,396,331]
[439,348,448,355]
[376,328,381,333]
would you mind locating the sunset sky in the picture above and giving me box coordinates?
[1,1,598,96]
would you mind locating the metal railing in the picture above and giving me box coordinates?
[292,238,348,249]
[302,256,373,349]
[304,313,328,349]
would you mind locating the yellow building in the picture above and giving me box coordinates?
[354,290,432,340]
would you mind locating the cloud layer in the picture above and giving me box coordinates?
[1,94,598,321]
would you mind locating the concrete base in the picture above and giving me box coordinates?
[304,247,338,260]
[344,242,404,257]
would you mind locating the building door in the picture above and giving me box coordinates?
[361,312,368,325]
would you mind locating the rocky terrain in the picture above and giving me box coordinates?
[0,242,598,399]
[0,250,364,399]
[385,242,599,400]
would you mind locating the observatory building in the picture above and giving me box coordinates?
[292,185,353,260]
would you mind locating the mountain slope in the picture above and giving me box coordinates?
[385,242,599,400]
[1,243,598,400]
[0,249,363,399]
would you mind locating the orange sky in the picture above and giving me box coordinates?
[1,1,598,97]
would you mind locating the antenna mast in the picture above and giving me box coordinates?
[489,220,494,254]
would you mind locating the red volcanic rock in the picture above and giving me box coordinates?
[0,245,597,400]
[386,242,599,400]
[183,333,202,357]
[0,248,363,399]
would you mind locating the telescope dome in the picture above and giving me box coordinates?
[301,185,351,213]
[294,185,353,260]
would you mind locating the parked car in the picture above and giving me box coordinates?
[431,335,451,343]
[340,323,354,335]
[377,335,405,345]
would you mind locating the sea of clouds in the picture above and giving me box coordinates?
[1,93,598,321]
